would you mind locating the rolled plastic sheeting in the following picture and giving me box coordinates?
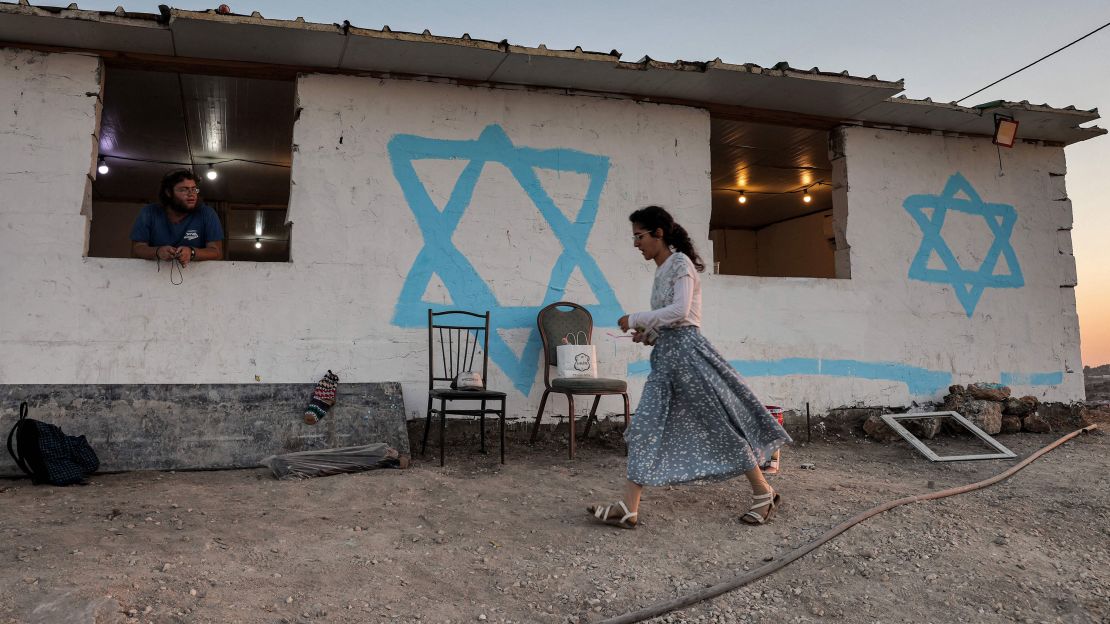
[260,443,401,479]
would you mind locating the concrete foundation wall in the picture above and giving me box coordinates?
[0,383,408,476]
[0,49,1083,442]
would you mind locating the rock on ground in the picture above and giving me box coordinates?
[964,400,1003,435]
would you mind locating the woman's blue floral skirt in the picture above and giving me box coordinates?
[625,326,791,486]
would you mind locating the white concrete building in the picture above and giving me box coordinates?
[0,4,1102,468]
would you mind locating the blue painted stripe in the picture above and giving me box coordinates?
[626,357,953,396]
[1000,371,1064,386]
[627,357,1066,395]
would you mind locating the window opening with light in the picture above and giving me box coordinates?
[708,118,849,279]
[88,66,294,262]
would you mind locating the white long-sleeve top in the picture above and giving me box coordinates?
[627,252,701,335]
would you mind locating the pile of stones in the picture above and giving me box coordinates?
[859,383,1110,442]
[940,383,1047,435]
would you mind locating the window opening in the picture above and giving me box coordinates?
[708,118,848,278]
[87,66,294,262]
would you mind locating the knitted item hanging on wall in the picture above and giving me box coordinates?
[303,370,339,425]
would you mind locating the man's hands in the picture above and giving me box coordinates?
[175,247,193,267]
[154,246,194,266]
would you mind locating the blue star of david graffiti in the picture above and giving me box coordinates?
[903,172,1024,317]
[388,124,624,394]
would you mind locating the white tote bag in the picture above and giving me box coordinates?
[555,331,598,378]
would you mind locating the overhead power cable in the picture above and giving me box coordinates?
[954,19,1110,105]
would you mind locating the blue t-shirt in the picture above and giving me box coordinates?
[130,203,224,248]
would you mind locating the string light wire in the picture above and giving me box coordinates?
[716,180,830,198]
[96,154,291,169]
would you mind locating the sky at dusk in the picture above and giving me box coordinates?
[67,0,1110,364]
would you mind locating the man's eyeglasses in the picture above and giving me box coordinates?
[175,187,201,195]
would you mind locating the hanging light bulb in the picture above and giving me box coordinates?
[97,157,109,175]
[737,190,747,205]
[206,164,218,180]
[802,188,812,204]
[254,238,262,249]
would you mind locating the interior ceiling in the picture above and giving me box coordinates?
[710,118,832,230]
[93,67,294,206]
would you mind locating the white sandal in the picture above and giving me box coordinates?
[587,500,638,529]
[741,489,781,525]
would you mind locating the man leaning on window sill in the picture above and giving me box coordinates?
[130,168,224,267]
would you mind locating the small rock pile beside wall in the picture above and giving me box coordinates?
[941,383,1045,435]
[859,383,1110,442]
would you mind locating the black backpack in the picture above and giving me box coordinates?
[6,402,99,486]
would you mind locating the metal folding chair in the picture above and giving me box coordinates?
[422,309,508,466]
[530,302,630,459]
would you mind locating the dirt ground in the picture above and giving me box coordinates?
[2,422,1108,624]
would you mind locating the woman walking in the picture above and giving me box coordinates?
[588,206,791,529]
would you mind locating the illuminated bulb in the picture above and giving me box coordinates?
[97,157,109,175]
[206,164,218,180]
[254,239,262,249]
[802,189,812,204]
[737,190,747,205]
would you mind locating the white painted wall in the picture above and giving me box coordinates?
[288,75,710,418]
[0,54,709,423]
[0,48,100,262]
[0,48,1083,421]
[699,127,1083,409]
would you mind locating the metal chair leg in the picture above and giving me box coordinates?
[567,393,576,459]
[622,393,631,431]
[583,395,602,439]
[531,389,551,442]
[499,400,506,465]
[439,398,447,467]
[421,396,434,457]
[479,399,487,454]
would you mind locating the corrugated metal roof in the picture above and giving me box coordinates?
[0,1,1103,145]
[854,96,1103,145]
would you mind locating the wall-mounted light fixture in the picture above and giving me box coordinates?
[993,115,1019,148]
[97,157,109,175]
[802,188,812,204]
[254,238,262,249]
[206,163,219,180]
[737,190,747,205]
